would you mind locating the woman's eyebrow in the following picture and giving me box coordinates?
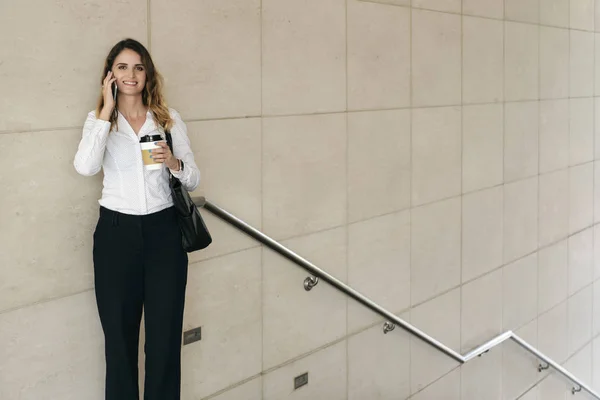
[115,63,145,67]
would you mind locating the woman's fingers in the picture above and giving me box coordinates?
[151,147,169,161]
[150,143,178,169]
[103,71,112,87]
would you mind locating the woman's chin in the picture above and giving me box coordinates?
[119,88,144,96]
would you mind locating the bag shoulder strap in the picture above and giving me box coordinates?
[164,130,174,152]
[163,130,177,180]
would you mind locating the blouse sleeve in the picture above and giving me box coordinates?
[73,111,111,176]
[168,110,201,192]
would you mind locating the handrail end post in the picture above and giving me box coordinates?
[193,196,207,208]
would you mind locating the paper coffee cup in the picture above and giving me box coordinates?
[140,135,165,170]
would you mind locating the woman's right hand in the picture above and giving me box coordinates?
[99,71,117,121]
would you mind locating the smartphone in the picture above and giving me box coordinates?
[112,81,117,101]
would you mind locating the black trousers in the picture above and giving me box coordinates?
[93,206,188,400]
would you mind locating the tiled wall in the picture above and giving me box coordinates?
[1,0,600,399]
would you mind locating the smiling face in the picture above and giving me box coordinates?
[111,49,147,97]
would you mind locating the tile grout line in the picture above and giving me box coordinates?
[358,0,598,34]
[408,0,413,394]
[0,288,95,316]
[592,1,597,388]
[458,0,464,395]
[6,97,600,136]
[259,0,265,395]
[536,0,541,382]
[344,0,350,397]
[147,0,151,52]
[567,0,573,320]
[501,0,506,394]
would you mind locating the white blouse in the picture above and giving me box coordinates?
[74,108,200,215]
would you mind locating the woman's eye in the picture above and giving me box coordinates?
[136,66,144,71]
[118,66,126,70]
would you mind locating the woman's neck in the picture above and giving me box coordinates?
[117,95,147,119]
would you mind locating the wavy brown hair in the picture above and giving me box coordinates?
[96,38,173,131]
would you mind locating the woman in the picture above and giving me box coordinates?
[74,38,200,400]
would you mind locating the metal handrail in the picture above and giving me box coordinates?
[195,197,599,398]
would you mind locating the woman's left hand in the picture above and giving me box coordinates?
[152,141,180,171]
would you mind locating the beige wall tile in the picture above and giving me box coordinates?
[411,198,461,306]
[540,100,570,173]
[0,292,103,400]
[570,98,595,166]
[569,163,594,234]
[571,0,595,30]
[538,302,569,364]
[348,110,410,223]
[503,254,538,331]
[568,229,594,295]
[539,170,570,247]
[597,0,600,31]
[262,0,346,115]
[348,212,410,332]
[0,0,146,132]
[596,162,600,224]
[595,225,600,279]
[152,0,260,120]
[413,0,461,13]
[412,10,461,107]
[262,114,346,239]
[410,369,461,400]
[463,17,504,104]
[347,0,410,110]
[506,0,539,23]
[263,341,346,400]
[463,104,504,193]
[595,336,600,390]
[539,240,569,314]
[505,101,539,182]
[538,373,570,399]
[348,323,410,400]
[519,388,539,400]
[541,0,570,27]
[210,378,262,400]
[0,130,101,312]
[505,22,539,102]
[462,187,503,283]
[182,249,261,399]
[461,349,502,400]
[185,119,262,264]
[564,343,593,388]
[412,107,461,206]
[504,177,539,263]
[568,286,593,356]
[463,0,504,19]
[263,228,347,369]
[502,320,538,400]
[361,0,410,5]
[462,270,503,352]
[540,27,570,100]
[410,289,461,394]
[596,35,600,95]
[594,280,600,336]
[570,30,595,98]
[595,99,600,159]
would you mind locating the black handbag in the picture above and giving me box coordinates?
[165,131,212,252]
